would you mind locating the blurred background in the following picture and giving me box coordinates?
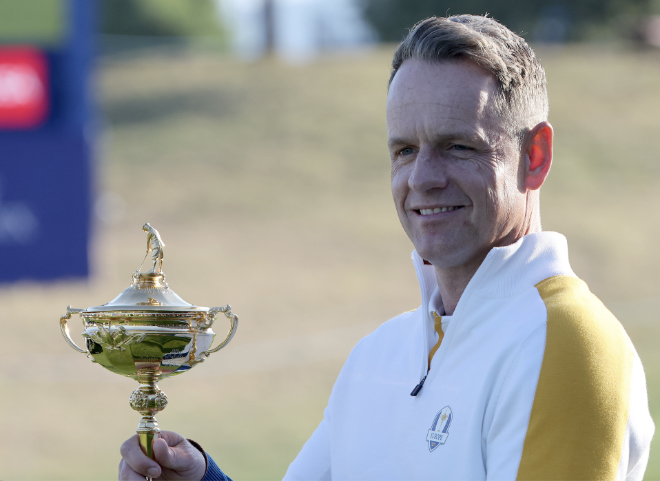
[0,0,659,479]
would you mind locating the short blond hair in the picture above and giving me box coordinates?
[390,15,548,141]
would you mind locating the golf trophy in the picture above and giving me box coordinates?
[59,223,238,463]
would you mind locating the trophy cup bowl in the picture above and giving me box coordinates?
[59,224,238,470]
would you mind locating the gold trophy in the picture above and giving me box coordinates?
[59,223,238,465]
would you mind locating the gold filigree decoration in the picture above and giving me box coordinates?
[129,389,168,411]
[82,325,147,351]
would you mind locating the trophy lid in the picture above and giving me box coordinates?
[84,223,209,313]
[85,272,208,312]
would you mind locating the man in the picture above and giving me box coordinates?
[119,15,654,481]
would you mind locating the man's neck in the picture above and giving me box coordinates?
[433,255,485,316]
[433,224,543,314]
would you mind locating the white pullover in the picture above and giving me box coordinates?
[284,232,654,481]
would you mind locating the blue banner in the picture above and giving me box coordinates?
[0,0,94,282]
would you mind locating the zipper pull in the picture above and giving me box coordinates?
[410,375,427,396]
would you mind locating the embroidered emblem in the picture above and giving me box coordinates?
[427,406,452,452]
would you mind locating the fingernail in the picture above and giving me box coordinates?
[148,467,160,477]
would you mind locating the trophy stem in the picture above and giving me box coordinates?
[129,372,169,477]
[136,415,161,459]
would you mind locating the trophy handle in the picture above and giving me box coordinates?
[202,305,238,357]
[59,306,90,356]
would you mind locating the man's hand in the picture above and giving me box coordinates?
[118,431,206,481]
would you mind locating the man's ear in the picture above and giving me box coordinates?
[524,121,553,191]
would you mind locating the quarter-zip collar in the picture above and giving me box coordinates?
[410,232,576,391]
[412,231,575,321]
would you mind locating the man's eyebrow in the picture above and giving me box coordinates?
[387,137,412,148]
[387,131,488,148]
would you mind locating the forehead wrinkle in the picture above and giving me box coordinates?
[388,106,490,146]
[388,88,495,124]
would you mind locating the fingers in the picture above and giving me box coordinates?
[152,434,207,480]
[155,430,186,448]
[153,437,176,467]
[151,432,189,470]
[119,434,162,479]
[118,457,160,481]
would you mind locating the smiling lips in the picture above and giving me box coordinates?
[418,206,464,215]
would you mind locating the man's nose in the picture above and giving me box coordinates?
[408,149,449,192]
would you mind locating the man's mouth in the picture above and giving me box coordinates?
[418,206,464,215]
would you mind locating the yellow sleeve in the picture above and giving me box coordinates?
[517,276,633,481]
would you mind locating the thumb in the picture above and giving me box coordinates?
[153,436,186,470]
[151,434,206,479]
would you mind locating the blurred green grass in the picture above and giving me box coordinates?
[0,0,66,45]
[0,44,659,480]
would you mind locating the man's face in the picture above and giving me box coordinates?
[387,59,527,271]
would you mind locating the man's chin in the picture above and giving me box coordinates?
[414,243,481,271]
[413,239,458,261]
[415,249,460,269]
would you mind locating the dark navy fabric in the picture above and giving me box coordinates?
[202,455,232,481]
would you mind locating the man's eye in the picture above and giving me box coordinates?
[399,147,415,156]
[450,144,471,151]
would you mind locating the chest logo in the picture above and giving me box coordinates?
[427,406,452,452]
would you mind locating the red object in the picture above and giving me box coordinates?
[0,47,49,129]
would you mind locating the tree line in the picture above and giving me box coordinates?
[359,0,652,42]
